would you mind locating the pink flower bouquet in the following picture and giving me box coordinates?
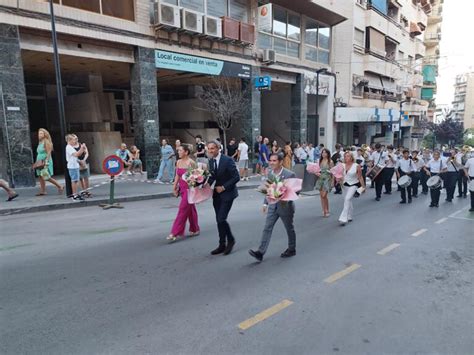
[187,185,213,204]
[182,167,210,189]
[258,176,303,205]
[330,163,344,180]
[306,162,321,175]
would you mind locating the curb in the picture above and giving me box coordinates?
[0,184,261,216]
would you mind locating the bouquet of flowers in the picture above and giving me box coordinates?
[306,162,321,175]
[257,176,303,205]
[182,166,210,189]
[330,163,345,180]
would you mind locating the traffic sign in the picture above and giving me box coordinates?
[102,155,124,176]
[255,76,272,89]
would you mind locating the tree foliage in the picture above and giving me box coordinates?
[197,78,250,153]
[426,116,464,147]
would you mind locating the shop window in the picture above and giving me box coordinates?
[62,0,100,13]
[102,0,135,21]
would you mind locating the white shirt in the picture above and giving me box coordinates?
[295,147,308,161]
[66,144,79,169]
[385,152,397,168]
[446,157,460,172]
[370,151,387,166]
[397,157,414,174]
[214,153,222,169]
[355,154,365,167]
[411,156,424,172]
[307,147,315,162]
[455,152,464,165]
[238,142,249,160]
[344,163,359,186]
[464,157,474,177]
[426,158,446,173]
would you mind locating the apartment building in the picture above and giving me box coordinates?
[333,0,429,149]
[421,0,442,123]
[452,72,474,129]
[0,0,348,186]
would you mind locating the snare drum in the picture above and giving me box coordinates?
[468,179,474,192]
[427,175,442,190]
[367,164,385,180]
[398,175,412,188]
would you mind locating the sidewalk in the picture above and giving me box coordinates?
[0,173,263,216]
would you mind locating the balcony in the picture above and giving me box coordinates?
[425,32,441,47]
[364,50,403,80]
[415,38,425,59]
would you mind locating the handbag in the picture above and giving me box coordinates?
[39,167,51,180]
[32,160,45,169]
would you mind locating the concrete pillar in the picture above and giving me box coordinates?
[290,74,308,144]
[242,66,261,160]
[0,24,35,187]
[130,47,160,180]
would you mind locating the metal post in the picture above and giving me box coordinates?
[49,0,72,196]
[315,72,319,146]
[109,176,115,205]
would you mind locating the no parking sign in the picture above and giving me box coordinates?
[102,155,124,176]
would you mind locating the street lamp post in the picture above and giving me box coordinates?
[49,0,71,196]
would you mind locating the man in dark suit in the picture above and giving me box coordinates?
[207,140,240,255]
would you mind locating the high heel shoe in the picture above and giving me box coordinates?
[189,231,200,237]
[58,186,64,195]
[166,234,177,242]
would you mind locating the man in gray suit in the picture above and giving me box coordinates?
[249,153,297,262]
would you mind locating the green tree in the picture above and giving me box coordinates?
[464,128,474,147]
[422,132,436,149]
[427,117,464,147]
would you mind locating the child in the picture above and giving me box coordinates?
[65,134,86,201]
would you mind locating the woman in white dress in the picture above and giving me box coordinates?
[338,151,366,226]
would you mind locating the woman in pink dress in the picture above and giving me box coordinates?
[167,144,200,242]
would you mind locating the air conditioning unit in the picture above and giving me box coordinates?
[203,15,222,38]
[262,49,276,63]
[181,8,203,34]
[240,22,255,44]
[154,2,180,29]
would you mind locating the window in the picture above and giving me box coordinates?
[257,6,302,58]
[354,28,365,47]
[229,0,248,22]
[181,0,204,13]
[55,0,135,21]
[304,18,331,64]
[164,0,249,21]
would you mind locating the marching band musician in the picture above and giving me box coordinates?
[410,150,424,198]
[369,143,387,201]
[355,148,367,182]
[423,151,447,208]
[463,151,474,212]
[396,149,415,204]
[420,148,432,195]
[456,147,469,198]
[383,145,397,195]
[445,149,462,202]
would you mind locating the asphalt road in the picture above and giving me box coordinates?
[1,187,473,355]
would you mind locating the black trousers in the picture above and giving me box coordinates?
[411,171,421,197]
[470,176,474,209]
[430,173,441,206]
[213,197,235,246]
[384,167,395,193]
[420,169,429,193]
[334,182,342,194]
[399,170,412,202]
[445,172,458,201]
[457,170,468,196]
[374,171,384,198]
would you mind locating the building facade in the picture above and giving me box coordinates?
[333,0,430,149]
[0,0,348,186]
[421,0,442,123]
[452,72,474,129]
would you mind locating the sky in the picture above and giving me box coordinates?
[436,0,474,106]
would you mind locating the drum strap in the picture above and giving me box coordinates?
[449,160,459,173]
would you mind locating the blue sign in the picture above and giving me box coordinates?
[102,155,124,176]
[255,76,272,88]
[155,50,251,78]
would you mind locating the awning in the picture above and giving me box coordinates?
[270,0,347,26]
[368,27,386,55]
[410,22,422,36]
[381,77,397,93]
[365,74,384,90]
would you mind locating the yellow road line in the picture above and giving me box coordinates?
[377,243,401,255]
[238,299,294,330]
[324,264,361,284]
[435,217,448,224]
[411,228,428,237]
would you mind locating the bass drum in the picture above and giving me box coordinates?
[367,164,384,181]
[398,175,412,188]
[427,175,442,190]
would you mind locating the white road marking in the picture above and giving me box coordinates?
[435,217,448,224]
[449,216,474,221]
[411,228,428,237]
[449,209,465,218]
[377,243,401,255]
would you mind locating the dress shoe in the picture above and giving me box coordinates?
[408,199,412,204]
[469,208,474,212]
[413,195,418,198]
[280,249,296,258]
[210,245,226,255]
[445,199,452,203]
[223,240,235,255]
[384,191,392,195]
[456,195,463,198]
[400,200,406,204]
[249,249,263,262]
[375,197,381,201]
[422,191,428,195]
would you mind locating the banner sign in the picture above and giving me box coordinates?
[155,50,251,79]
[258,4,273,32]
[254,76,272,89]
